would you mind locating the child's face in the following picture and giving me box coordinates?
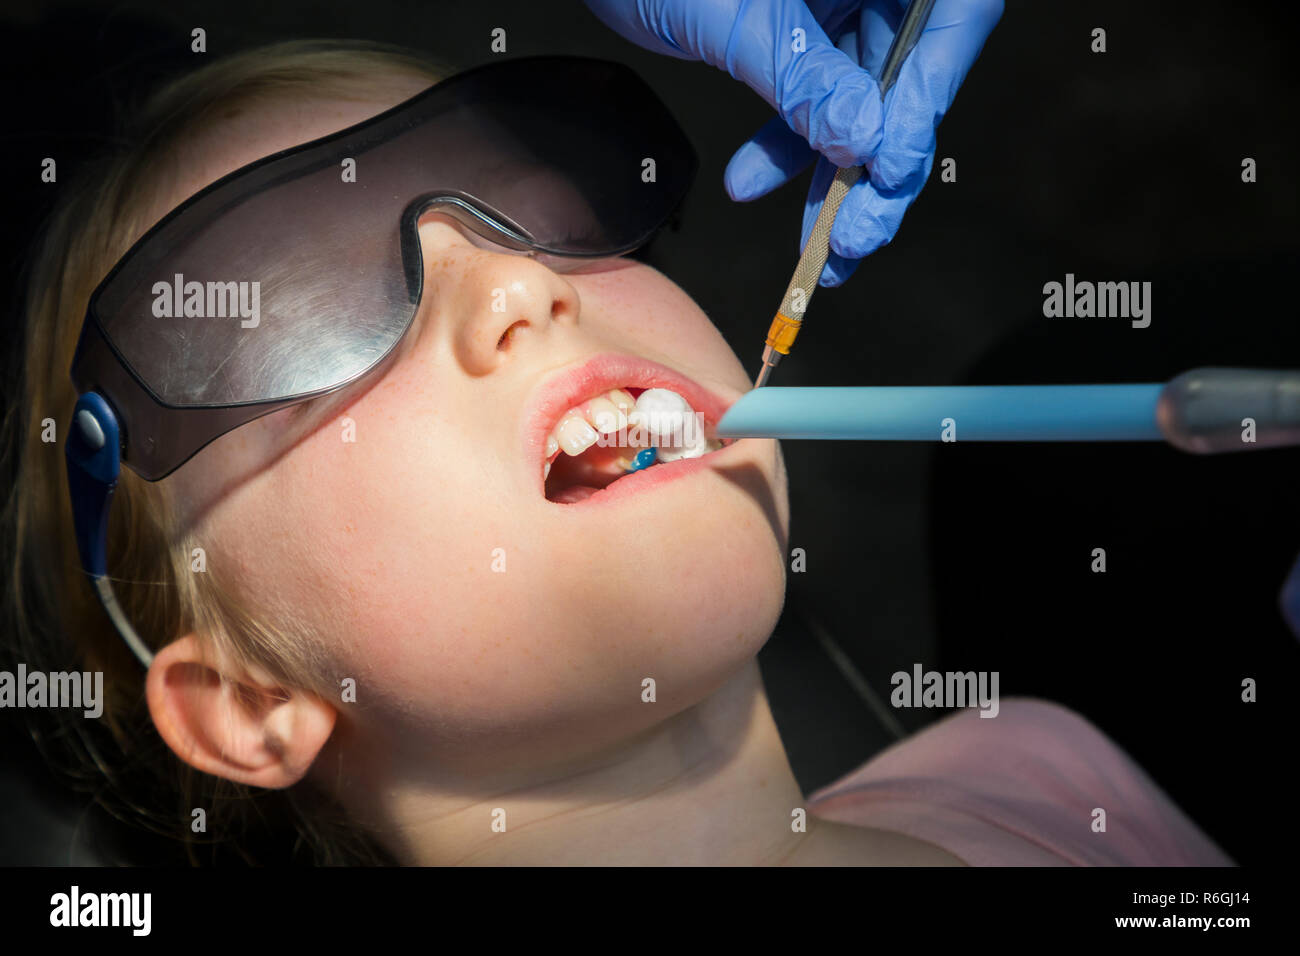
[163,76,790,777]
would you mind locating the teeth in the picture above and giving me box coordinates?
[546,389,635,459]
[607,389,635,417]
[656,446,695,462]
[631,388,708,461]
[544,386,723,472]
[661,438,724,462]
[583,396,626,434]
[628,387,690,429]
[556,413,599,456]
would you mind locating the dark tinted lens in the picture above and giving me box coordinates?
[87,57,695,409]
[438,58,696,255]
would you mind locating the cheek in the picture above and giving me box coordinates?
[584,270,749,386]
[238,418,535,681]
[331,468,786,729]
[197,392,568,718]
[585,474,788,690]
[206,438,788,744]
[191,276,790,749]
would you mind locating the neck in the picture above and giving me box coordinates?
[333,659,849,865]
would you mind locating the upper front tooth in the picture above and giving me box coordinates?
[629,388,685,436]
[583,396,626,434]
[630,388,705,454]
[607,389,636,417]
[556,412,599,456]
[630,388,691,423]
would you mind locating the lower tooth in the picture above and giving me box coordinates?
[663,437,723,460]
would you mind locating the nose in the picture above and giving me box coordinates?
[416,218,580,377]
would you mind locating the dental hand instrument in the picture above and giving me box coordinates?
[754,0,939,389]
[715,368,1300,453]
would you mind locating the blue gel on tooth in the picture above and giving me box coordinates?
[627,447,658,472]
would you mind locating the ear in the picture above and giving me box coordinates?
[145,634,336,789]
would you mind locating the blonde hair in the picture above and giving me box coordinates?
[1,39,452,865]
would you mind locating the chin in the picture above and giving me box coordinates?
[598,481,787,680]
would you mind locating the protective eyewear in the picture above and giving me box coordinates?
[65,55,696,666]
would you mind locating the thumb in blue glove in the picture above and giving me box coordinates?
[584,0,1003,286]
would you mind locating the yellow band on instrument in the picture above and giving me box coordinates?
[764,313,803,355]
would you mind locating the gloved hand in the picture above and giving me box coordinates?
[584,0,1003,286]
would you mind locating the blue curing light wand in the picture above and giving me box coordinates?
[714,368,1300,453]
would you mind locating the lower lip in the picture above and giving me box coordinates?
[547,441,743,508]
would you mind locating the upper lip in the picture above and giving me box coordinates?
[524,352,735,476]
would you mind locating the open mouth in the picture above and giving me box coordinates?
[542,385,734,504]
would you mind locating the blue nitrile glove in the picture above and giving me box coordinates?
[584,0,1003,286]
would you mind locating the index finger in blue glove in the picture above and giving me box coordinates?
[724,116,817,201]
[783,0,1001,276]
[855,0,1003,194]
[586,0,1002,273]
[719,0,1003,199]
[796,151,931,286]
[585,0,889,170]
[823,122,936,264]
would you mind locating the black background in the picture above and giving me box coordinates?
[1,0,1295,867]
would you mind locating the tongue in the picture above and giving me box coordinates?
[545,435,635,503]
[552,484,602,504]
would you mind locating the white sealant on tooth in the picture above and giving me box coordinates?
[630,388,709,462]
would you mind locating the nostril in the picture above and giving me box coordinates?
[497,320,527,351]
